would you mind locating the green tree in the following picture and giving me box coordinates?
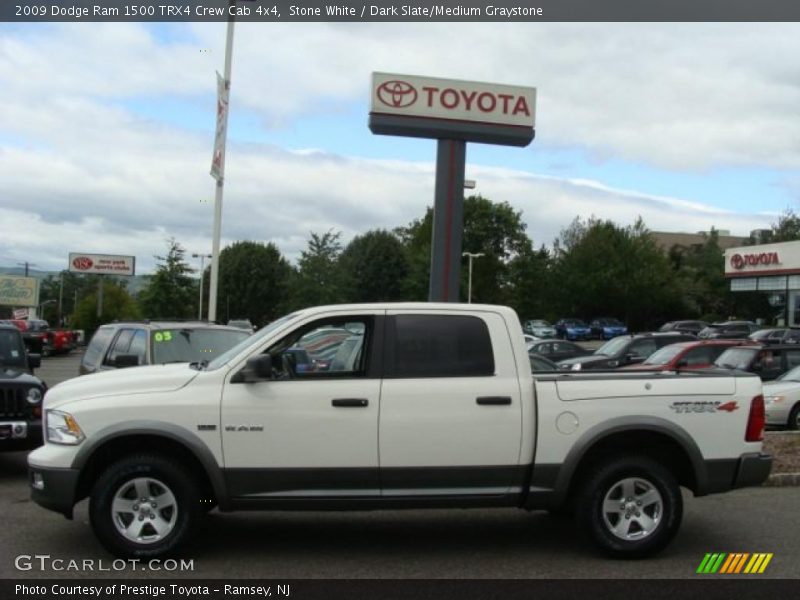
[218,240,292,326]
[508,245,554,321]
[38,271,115,326]
[139,239,196,319]
[339,230,410,302]
[71,281,141,335]
[292,230,344,308]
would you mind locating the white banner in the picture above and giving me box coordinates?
[211,71,230,181]
[69,253,136,276]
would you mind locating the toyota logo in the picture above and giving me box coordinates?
[377,80,418,109]
[72,256,93,270]
[730,254,744,269]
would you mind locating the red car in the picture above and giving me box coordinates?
[620,339,751,371]
[9,319,76,356]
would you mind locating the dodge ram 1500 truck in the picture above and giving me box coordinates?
[28,303,772,559]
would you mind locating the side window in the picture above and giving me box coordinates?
[83,327,114,368]
[683,347,712,366]
[127,329,148,364]
[268,318,371,379]
[629,339,657,358]
[388,314,494,378]
[785,350,800,370]
[538,343,551,354]
[105,329,135,365]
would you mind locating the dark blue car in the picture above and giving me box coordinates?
[590,317,629,340]
[555,318,593,341]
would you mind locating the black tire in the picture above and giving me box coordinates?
[788,404,800,431]
[89,454,200,558]
[575,456,682,558]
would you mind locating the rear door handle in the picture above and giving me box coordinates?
[476,396,512,406]
[331,398,369,408]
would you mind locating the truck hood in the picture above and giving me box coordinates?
[44,364,200,410]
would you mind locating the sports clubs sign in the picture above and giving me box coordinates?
[69,253,136,276]
[369,73,536,146]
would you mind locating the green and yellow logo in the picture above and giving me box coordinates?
[697,553,773,574]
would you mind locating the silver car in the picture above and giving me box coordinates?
[763,365,800,429]
[523,319,557,339]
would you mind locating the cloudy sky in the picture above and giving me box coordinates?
[1,22,799,274]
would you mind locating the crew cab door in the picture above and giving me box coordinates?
[221,311,383,499]
[378,311,523,497]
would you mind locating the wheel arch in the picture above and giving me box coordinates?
[72,422,228,510]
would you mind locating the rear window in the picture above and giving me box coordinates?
[388,315,494,378]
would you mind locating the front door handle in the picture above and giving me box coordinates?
[331,398,369,408]
[476,396,512,406]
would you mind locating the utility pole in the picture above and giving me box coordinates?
[462,252,485,303]
[192,253,212,320]
[17,261,36,277]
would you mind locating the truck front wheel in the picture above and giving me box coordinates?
[576,456,682,558]
[89,454,200,558]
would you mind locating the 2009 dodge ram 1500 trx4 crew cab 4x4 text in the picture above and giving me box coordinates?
[28,304,772,559]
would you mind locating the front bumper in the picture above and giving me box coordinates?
[28,464,80,519]
[0,420,42,451]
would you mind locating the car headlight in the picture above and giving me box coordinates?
[45,410,85,445]
[26,387,43,404]
[764,395,785,405]
[571,363,583,371]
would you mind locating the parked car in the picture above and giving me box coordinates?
[522,319,557,338]
[763,366,800,429]
[620,340,749,371]
[698,321,759,339]
[528,339,592,363]
[8,318,77,356]
[0,323,45,451]
[659,320,709,336]
[712,344,800,381]
[80,321,251,375]
[528,352,559,372]
[554,318,592,341]
[589,317,628,340]
[748,328,800,345]
[558,332,697,370]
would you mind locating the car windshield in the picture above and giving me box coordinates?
[532,320,551,327]
[206,312,303,371]
[152,328,251,365]
[0,329,27,369]
[643,345,683,365]
[777,365,800,382]
[595,336,630,356]
[714,348,758,370]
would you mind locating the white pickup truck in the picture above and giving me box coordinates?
[29,303,772,559]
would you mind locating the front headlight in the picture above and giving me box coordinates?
[26,387,43,404]
[765,395,785,405]
[571,363,583,371]
[45,410,85,445]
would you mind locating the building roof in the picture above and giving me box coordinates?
[651,231,750,252]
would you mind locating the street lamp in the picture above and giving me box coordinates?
[462,252,485,303]
[192,253,212,320]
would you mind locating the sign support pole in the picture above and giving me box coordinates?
[429,140,466,302]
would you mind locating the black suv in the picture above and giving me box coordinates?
[659,320,709,336]
[557,332,697,370]
[698,321,759,339]
[80,321,251,375]
[0,323,46,451]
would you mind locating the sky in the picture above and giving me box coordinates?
[1,21,799,274]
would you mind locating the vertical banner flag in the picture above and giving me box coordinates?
[211,71,229,181]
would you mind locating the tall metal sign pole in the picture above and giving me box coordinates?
[368,73,536,302]
[208,2,236,323]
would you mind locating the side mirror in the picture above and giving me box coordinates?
[28,353,41,370]
[626,353,645,365]
[233,354,273,383]
[675,358,689,369]
[114,354,140,368]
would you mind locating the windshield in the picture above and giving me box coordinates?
[777,365,800,382]
[714,348,757,370]
[0,329,27,369]
[532,320,551,327]
[595,336,630,356]
[643,345,683,366]
[206,313,302,370]
[151,328,251,365]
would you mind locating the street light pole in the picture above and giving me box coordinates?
[462,252,485,303]
[192,253,212,320]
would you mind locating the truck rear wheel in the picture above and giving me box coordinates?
[576,456,682,558]
[89,454,199,558]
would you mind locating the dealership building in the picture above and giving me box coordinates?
[725,240,800,326]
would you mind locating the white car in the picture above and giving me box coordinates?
[763,365,800,429]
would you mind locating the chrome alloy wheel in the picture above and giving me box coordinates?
[111,477,178,544]
[601,477,663,541]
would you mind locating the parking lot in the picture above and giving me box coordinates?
[1,350,798,579]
